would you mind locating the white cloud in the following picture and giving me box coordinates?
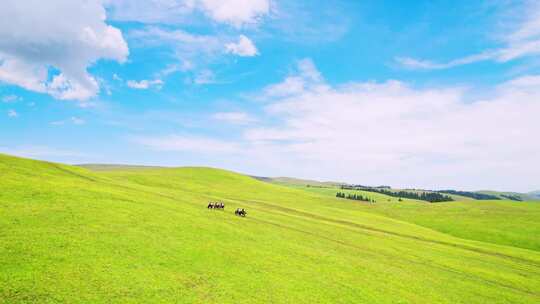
[130,27,259,79]
[127,79,164,89]
[262,58,324,98]
[212,111,257,125]
[225,35,259,57]
[129,27,224,72]
[135,59,540,191]
[241,59,540,191]
[199,0,270,27]
[159,60,194,76]
[106,0,271,27]
[131,27,257,63]
[7,109,17,118]
[263,76,306,97]
[396,52,496,70]
[0,0,128,101]
[397,2,540,69]
[130,27,220,48]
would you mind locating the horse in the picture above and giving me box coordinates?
[235,208,247,217]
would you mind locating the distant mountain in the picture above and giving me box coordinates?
[528,190,540,199]
[477,190,539,201]
[251,176,342,188]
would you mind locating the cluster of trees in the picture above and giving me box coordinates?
[339,185,524,203]
[415,192,453,202]
[336,192,375,203]
[437,190,500,200]
[341,186,453,203]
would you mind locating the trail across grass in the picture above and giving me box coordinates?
[1,154,539,303]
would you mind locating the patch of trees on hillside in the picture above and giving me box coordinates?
[336,192,375,203]
[340,186,453,203]
[437,190,500,200]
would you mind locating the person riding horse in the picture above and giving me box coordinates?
[235,208,247,217]
[208,202,225,209]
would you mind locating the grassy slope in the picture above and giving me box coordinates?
[287,185,540,252]
[265,177,475,201]
[1,154,540,303]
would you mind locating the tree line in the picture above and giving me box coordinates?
[437,190,500,200]
[336,192,375,203]
[340,186,453,203]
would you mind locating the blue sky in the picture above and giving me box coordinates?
[1,0,539,192]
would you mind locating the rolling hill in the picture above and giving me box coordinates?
[250,176,342,188]
[1,153,539,303]
[477,190,537,201]
[259,176,540,202]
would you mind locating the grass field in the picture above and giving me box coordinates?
[292,185,540,251]
[1,153,539,303]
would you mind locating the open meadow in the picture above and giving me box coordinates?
[1,153,539,303]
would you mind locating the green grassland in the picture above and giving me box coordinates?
[289,185,540,251]
[1,153,539,303]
